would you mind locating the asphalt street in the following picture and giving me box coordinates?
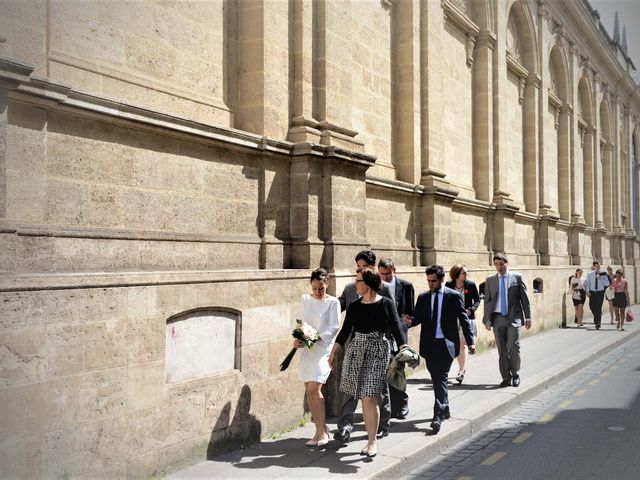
[385,332,640,480]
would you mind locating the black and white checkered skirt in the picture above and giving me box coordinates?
[339,331,391,399]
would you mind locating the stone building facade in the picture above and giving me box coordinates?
[1,0,639,478]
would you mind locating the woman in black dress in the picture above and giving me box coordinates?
[328,268,407,458]
[445,265,480,384]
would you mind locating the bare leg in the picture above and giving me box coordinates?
[456,336,467,377]
[615,307,623,330]
[609,300,615,324]
[361,396,379,453]
[305,382,328,443]
[576,304,584,326]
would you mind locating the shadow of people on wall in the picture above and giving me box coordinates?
[207,385,261,460]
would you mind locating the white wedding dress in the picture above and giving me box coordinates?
[297,294,341,383]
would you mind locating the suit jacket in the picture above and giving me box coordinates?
[444,279,480,319]
[482,271,532,327]
[339,280,393,312]
[394,276,416,317]
[411,287,474,360]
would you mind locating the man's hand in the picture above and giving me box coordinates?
[293,339,303,349]
[484,323,492,331]
[468,345,476,355]
[524,319,532,330]
[402,314,413,327]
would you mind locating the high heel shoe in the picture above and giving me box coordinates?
[456,370,465,384]
[367,445,377,458]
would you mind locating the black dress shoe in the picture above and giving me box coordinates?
[376,429,389,439]
[430,421,441,434]
[443,407,451,420]
[499,379,512,388]
[395,409,409,419]
[512,375,520,387]
[333,428,350,445]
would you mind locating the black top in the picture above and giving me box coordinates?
[336,296,407,347]
[444,279,481,319]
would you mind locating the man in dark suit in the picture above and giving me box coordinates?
[409,265,475,434]
[378,257,415,419]
[334,250,394,444]
[482,253,532,388]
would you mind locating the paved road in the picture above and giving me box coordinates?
[381,333,640,480]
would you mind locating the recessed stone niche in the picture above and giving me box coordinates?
[165,309,240,384]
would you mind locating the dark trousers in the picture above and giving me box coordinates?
[389,383,409,416]
[425,340,454,422]
[336,385,391,433]
[589,290,605,327]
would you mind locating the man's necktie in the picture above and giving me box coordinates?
[595,273,599,290]
[501,276,508,316]
[432,291,439,336]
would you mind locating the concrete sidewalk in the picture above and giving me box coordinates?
[168,309,640,480]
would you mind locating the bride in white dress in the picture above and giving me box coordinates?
[295,268,340,446]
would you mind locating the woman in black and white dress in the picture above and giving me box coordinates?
[328,268,407,458]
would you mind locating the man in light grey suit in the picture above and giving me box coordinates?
[334,250,394,445]
[482,253,532,388]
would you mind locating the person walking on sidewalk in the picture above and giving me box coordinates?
[295,268,341,447]
[586,261,610,330]
[611,268,630,331]
[445,264,480,384]
[407,265,475,434]
[378,257,415,419]
[569,268,587,327]
[329,268,407,458]
[482,253,531,388]
[334,250,394,445]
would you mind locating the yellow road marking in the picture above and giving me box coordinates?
[588,379,600,386]
[574,389,587,396]
[481,452,506,465]
[558,400,573,408]
[538,414,554,424]
[457,477,474,480]
[512,432,532,444]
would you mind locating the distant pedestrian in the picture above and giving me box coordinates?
[482,254,531,388]
[407,265,475,434]
[378,257,415,419]
[611,269,630,331]
[445,264,480,384]
[295,268,340,447]
[586,261,610,330]
[569,268,587,327]
[329,268,407,458]
[606,266,615,323]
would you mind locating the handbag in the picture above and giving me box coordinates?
[626,309,634,322]
[604,286,615,301]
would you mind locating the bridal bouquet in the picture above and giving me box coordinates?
[279,319,320,371]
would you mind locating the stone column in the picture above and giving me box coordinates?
[419,184,459,266]
[473,32,496,202]
[523,75,540,214]
[288,0,322,143]
[313,0,363,151]
[236,0,291,139]
[582,127,595,226]
[558,104,572,220]
[602,143,613,230]
[391,0,420,184]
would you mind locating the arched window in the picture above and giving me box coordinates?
[165,308,241,384]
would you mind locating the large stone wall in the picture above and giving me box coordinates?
[1,0,640,478]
